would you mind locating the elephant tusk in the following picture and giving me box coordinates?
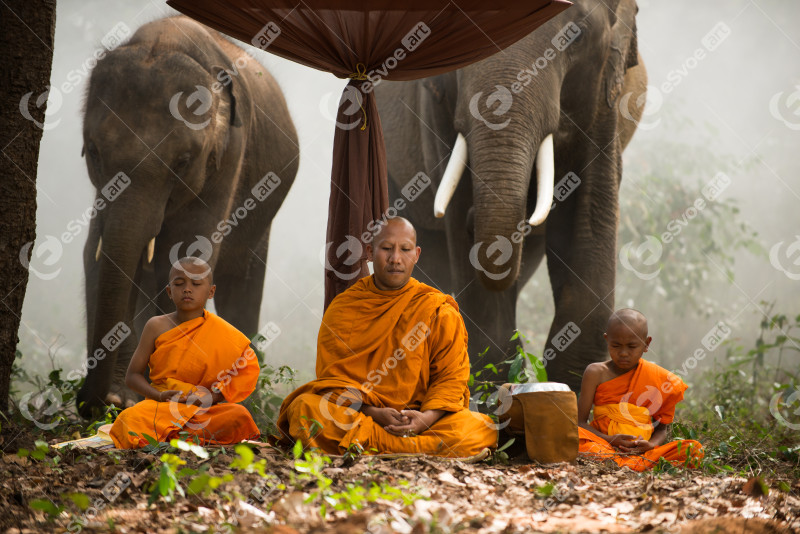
[147,237,155,264]
[95,237,102,261]
[434,132,468,218]
[528,133,555,227]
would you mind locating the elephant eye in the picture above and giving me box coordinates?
[173,152,192,176]
[85,141,100,168]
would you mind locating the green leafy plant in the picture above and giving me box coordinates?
[290,440,423,518]
[507,331,547,383]
[243,364,298,435]
[673,304,799,479]
[17,440,51,462]
[488,438,516,466]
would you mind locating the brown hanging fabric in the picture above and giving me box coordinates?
[165,0,572,308]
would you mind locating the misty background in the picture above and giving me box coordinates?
[17,0,800,386]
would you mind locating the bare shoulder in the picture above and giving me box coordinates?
[583,361,614,383]
[143,314,178,340]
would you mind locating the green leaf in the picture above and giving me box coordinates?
[496,438,515,453]
[65,492,90,511]
[30,499,63,517]
[535,482,555,497]
[292,439,304,459]
[231,444,255,470]
[187,474,211,495]
[531,358,548,382]
[508,355,523,383]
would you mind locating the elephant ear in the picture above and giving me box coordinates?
[603,1,640,109]
[209,66,242,170]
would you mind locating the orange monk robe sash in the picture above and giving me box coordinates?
[276,276,497,456]
[110,310,260,449]
[579,359,703,471]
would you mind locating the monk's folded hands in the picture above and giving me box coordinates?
[384,409,446,436]
[608,433,639,451]
[361,405,406,427]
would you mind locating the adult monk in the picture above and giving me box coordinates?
[276,217,497,457]
[577,309,704,471]
[109,257,260,449]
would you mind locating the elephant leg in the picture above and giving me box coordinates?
[214,236,269,339]
[460,231,548,378]
[456,276,520,378]
[544,133,620,391]
[105,258,148,409]
[134,257,159,336]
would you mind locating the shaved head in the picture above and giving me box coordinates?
[170,256,213,283]
[373,217,416,247]
[606,308,648,338]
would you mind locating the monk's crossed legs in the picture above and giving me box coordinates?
[286,393,497,457]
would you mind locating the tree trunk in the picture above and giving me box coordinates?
[0,0,57,415]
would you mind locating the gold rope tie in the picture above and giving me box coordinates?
[348,63,368,131]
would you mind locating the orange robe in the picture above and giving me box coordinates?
[578,359,703,471]
[110,310,260,449]
[276,276,497,457]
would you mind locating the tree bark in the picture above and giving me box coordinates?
[0,0,57,415]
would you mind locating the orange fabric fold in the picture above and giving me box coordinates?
[579,359,703,471]
[276,276,497,457]
[110,310,260,449]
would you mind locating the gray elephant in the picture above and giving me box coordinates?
[374,0,646,390]
[76,16,299,416]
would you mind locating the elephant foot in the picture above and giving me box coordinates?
[105,384,139,409]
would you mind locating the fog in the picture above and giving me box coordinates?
[17,0,800,384]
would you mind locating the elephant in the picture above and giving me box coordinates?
[76,16,299,417]
[374,0,646,390]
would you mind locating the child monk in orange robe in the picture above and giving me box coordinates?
[109,257,260,449]
[276,218,497,457]
[577,309,703,471]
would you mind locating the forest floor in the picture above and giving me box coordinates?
[1,422,798,534]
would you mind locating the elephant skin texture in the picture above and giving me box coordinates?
[77,16,299,416]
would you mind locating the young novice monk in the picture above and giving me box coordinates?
[109,257,260,449]
[577,309,703,471]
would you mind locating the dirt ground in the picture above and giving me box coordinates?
[1,422,798,534]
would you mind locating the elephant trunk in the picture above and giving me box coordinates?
[77,209,159,417]
[468,138,535,291]
[464,130,554,291]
